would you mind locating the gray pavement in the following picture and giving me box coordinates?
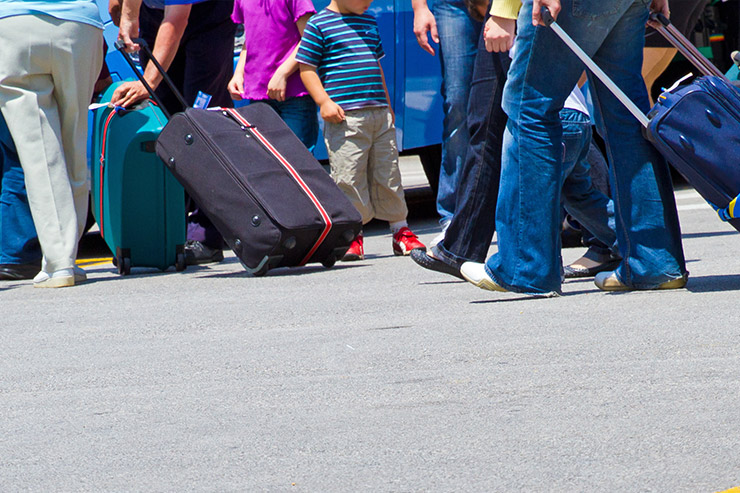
[1,183,740,492]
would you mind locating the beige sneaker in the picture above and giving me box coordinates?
[594,271,687,291]
[33,268,75,288]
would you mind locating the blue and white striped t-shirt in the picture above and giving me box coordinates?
[296,8,386,111]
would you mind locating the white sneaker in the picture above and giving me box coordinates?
[460,262,507,292]
[33,268,75,288]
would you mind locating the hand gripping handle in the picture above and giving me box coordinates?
[114,38,189,117]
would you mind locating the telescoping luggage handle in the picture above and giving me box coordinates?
[649,13,727,79]
[114,37,189,119]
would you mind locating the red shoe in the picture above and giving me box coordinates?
[342,234,364,261]
[392,227,425,256]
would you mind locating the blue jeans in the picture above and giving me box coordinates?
[260,96,319,153]
[559,108,617,260]
[576,141,614,257]
[0,114,41,265]
[434,27,509,268]
[487,0,686,294]
[432,0,482,224]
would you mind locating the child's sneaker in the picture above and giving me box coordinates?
[392,227,425,256]
[342,234,364,261]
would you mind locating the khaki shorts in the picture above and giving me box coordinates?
[323,106,408,225]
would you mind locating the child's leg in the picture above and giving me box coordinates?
[367,108,425,254]
[367,108,408,225]
[267,96,319,152]
[323,110,374,225]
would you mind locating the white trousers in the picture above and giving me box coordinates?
[0,15,102,272]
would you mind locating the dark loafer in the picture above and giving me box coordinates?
[563,258,621,279]
[410,248,463,280]
[0,262,41,281]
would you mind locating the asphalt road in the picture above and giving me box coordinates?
[1,186,739,492]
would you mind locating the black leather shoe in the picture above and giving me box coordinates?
[184,240,224,265]
[563,258,621,279]
[0,263,41,281]
[410,248,463,280]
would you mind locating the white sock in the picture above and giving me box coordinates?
[389,221,407,234]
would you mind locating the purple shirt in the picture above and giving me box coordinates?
[232,0,316,101]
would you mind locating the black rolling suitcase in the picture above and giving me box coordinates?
[156,103,362,275]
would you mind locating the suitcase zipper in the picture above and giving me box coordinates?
[182,112,280,234]
[98,108,119,240]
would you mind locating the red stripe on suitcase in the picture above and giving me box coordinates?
[98,109,118,240]
[224,108,332,266]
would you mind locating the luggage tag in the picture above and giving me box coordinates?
[88,102,112,111]
[659,72,693,96]
[193,91,212,109]
[88,102,129,115]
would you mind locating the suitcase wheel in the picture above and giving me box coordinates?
[321,255,336,269]
[175,251,186,272]
[115,248,132,276]
[117,255,131,276]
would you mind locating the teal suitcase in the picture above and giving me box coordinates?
[89,82,186,275]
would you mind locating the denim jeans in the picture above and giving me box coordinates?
[260,96,319,153]
[559,108,617,261]
[432,0,482,224]
[486,0,686,294]
[0,115,41,265]
[576,141,613,257]
[433,27,509,268]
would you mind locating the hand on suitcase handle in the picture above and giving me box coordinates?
[535,2,559,27]
[113,38,189,115]
[649,12,670,27]
[647,11,671,30]
[540,6,555,26]
[114,37,150,53]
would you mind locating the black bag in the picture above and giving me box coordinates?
[155,103,362,276]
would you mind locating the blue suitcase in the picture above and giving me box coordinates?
[647,75,740,231]
[544,10,740,232]
[88,44,188,275]
[89,83,187,275]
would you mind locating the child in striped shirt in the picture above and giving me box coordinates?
[296,0,425,261]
